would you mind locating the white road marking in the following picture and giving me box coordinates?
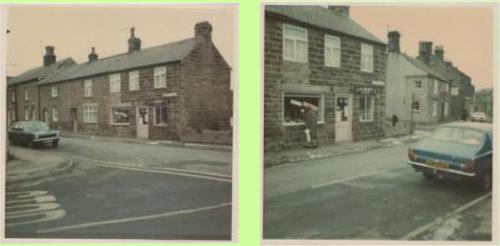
[6,190,48,198]
[6,203,60,216]
[37,202,232,234]
[97,162,232,183]
[6,195,56,205]
[310,165,405,189]
[401,192,492,240]
[5,190,66,227]
[6,210,66,227]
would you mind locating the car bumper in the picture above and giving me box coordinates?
[407,160,476,178]
[32,137,60,142]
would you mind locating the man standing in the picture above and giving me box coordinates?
[303,104,318,148]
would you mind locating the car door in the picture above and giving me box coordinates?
[474,131,492,176]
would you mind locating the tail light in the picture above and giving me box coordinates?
[408,148,416,161]
[462,159,475,173]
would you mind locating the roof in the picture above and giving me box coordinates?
[8,58,75,85]
[401,53,449,81]
[441,122,492,132]
[40,38,198,84]
[265,5,385,45]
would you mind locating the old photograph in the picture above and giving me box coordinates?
[263,4,496,241]
[3,4,236,240]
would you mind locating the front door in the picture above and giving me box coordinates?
[137,107,149,139]
[335,94,352,142]
[43,108,49,125]
[71,108,78,132]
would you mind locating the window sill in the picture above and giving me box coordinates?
[111,123,130,126]
[360,70,374,74]
[154,123,168,127]
[153,87,167,90]
[283,121,325,127]
[324,64,341,69]
[84,122,98,124]
[283,58,308,64]
[359,119,374,123]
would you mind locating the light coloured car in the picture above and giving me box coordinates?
[470,112,487,122]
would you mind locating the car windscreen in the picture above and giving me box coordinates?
[430,127,483,146]
[22,122,50,132]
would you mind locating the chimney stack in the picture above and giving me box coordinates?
[88,47,98,62]
[194,21,213,41]
[434,45,444,60]
[43,46,56,66]
[387,31,400,53]
[328,6,350,17]
[418,41,433,64]
[128,27,141,53]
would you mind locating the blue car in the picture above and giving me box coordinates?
[408,122,492,191]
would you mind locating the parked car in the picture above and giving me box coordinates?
[408,122,492,191]
[8,121,60,148]
[470,112,487,122]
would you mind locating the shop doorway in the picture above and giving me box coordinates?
[335,94,352,142]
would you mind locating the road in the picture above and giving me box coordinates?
[6,137,232,240]
[264,144,492,241]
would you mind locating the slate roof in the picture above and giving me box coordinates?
[8,58,75,85]
[401,53,449,81]
[265,5,385,45]
[40,38,198,85]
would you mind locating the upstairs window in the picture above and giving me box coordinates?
[109,73,121,93]
[360,43,373,72]
[283,24,308,63]
[325,35,341,68]
[154,66,167,89]
[51,86,58,97]
[11,91,15,102]
[84,80,93,97]
[415,81,422,88]
[129,70,140,91]
[24,87,29,101]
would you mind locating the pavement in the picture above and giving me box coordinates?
[6,146,73,186]
[264,130,432,167]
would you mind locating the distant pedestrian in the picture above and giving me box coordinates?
[392,114,398,127]
[303,104,318,148]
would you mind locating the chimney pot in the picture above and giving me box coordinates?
[88,46,98,62]
[418,41,433,64]
[43,46,56,66]
[387,31,400,53]
[434,45,444,60]
[128,27,141,53]
[194,21,213,41]
[327,6,350,17]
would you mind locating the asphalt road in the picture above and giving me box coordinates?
[6,137,232,240]
[264,144,492,241]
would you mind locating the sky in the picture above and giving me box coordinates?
[351,5,495,90]
[5,4,237,80]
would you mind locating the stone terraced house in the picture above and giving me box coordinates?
[264,5,387,151]
[7,22,233,145]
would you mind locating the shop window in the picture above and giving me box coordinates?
[324,35,340,67]
[154,66,167,88]
[83,105,98,123]
[109,73,121,93]
[283,93,323,125]
[129,70,140,91]
[359,95,374,121]
[111,108,129,125]
[154,104,168,126]
[361,43,373,72]
[283,24,308,63]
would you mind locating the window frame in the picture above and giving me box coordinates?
[359,94,374,122]
[432,101,438,116]
[324,34,341,68]
[444,101,449,115]
[109,73,121,93]
[11,90,15,102]
[433,80,438,95]
[24,106,30,120]
[282,24,308,63]
[415,80,422,88]
[282,92,325,126]
[154,104,168,126]
[52,106,58,122]
[84,80,93,97]
[411,100,421,112]
[154,66,167,89]
[360,43,374,73]
[129,70,140,91]
[24,87,29,101]
[110,107,130,125]
[83,104,98,123]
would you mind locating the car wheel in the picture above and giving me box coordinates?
[476,171,492,192]
[422,172,434,180]
[52,140,59,147]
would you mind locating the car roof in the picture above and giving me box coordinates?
[440,122,492,132]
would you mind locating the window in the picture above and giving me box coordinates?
[83,105,98,123]
[31,105,36,120]
[444,83,449,92]
[433,80,438,95]
[432,101,438,116]
[24,87,29,101]
[412,100,421,112]
[359,95,374,121]
[84,80,92,97]
[11,91,15,102]
[109,73,121,93]
[283,24,308,63]
[415,81,422,88]
[52,107,58,122]
[444,101,449,115]
[24,106,30,120]
[360,43,373,72]
[111,108,129,125]
[325,35,341,67]
[154,104,168,125]
[451,86,458,96]
[154,66,167,88]
[51,86,58,97]
[283,93,324,125]
[129,70,140,91]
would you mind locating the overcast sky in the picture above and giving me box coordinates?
[5,4,237,79]
[351,5,495,90]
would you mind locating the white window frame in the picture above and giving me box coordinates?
[84,80,93,97]
[451,86,458,96]
[83,104,98,123]
[129,70,140,91]
[444,83,450,93]
[24,106,30,120]
[283,24,308,63]
[360,43,374,73]
[411,100,421,113]
[444,101,449,115]
[52,106,58,122]
[433,80,438,95]
[110,108,130,125]
[432,101,438,116]
[415,80,422,88]
[24,87,29,101]
[325,35,341,68]
[282,92,325,126]
[154,66,167,89]
[109,73,121,93]
[154,104,168,126]
[51,86,58,97]
[359,94,374,122]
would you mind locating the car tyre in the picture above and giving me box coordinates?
[476,171,492,192]
[52,140,59,148]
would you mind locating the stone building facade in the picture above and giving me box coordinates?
[264,5,387,151]
[8,22,233,145]
[474,88,493,119]
[386,31,451,125]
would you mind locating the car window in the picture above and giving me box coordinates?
[431,127,483,146]
[22,122,50,132]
